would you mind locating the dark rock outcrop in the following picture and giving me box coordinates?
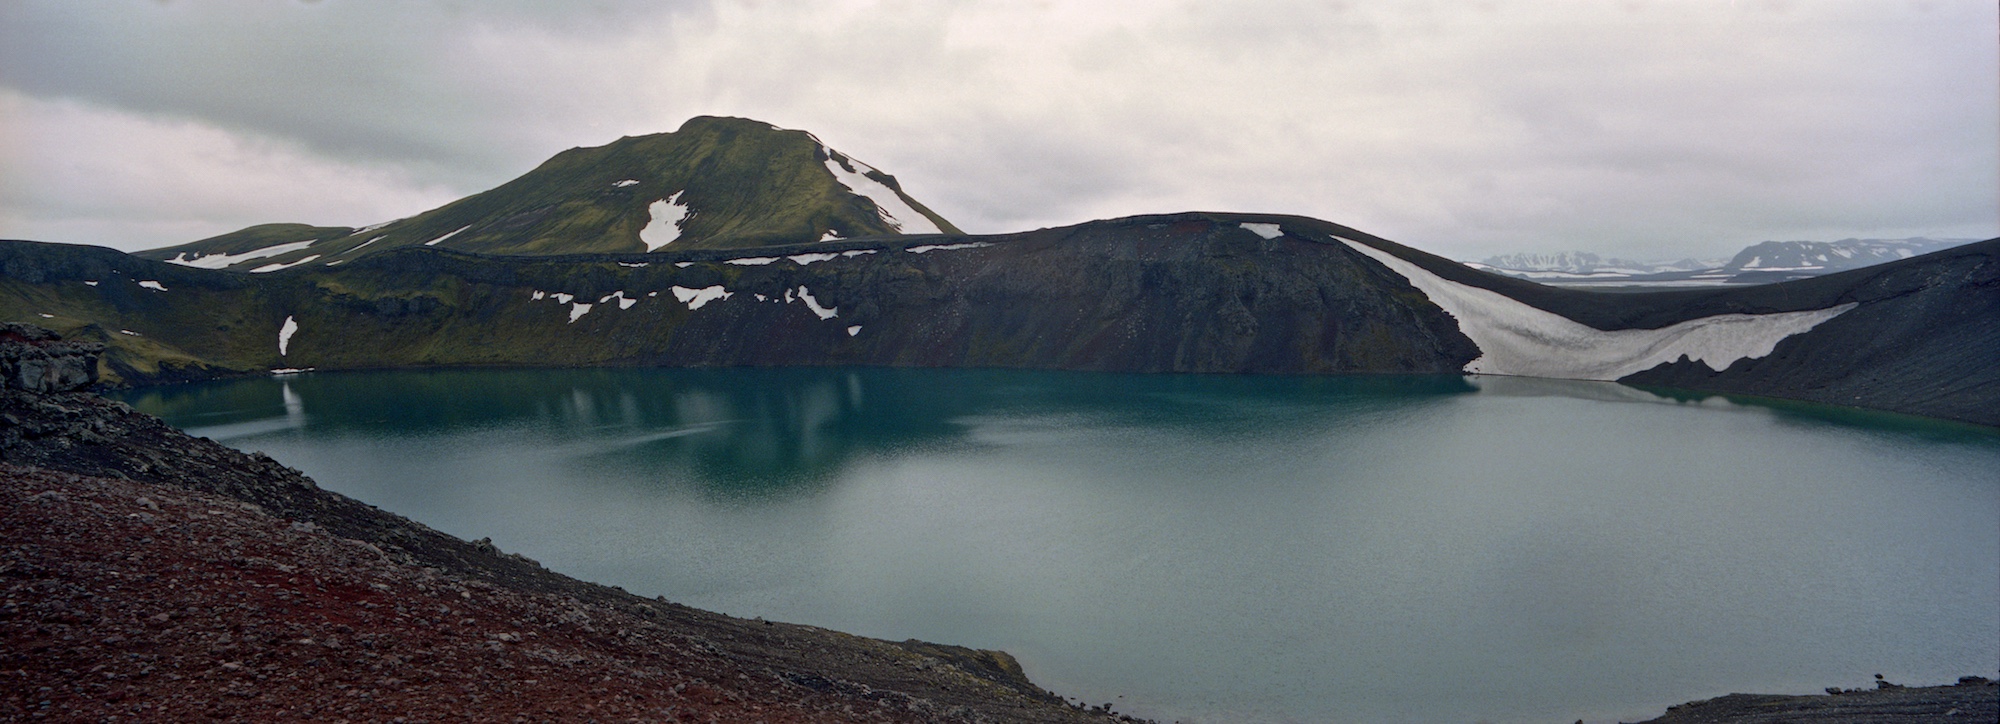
[0,323,101,392]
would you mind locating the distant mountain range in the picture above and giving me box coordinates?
[3,118,1995,427]
[1471,238,1980,286]
[134,116,958,271]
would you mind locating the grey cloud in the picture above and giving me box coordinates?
[0,0,1992,258]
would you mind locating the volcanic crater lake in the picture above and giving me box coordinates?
[116,367,1999,724]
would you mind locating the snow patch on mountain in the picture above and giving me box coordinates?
[640,192,691,251]
[345,236,386,255]
[907,242,990,254]
[1340,239,1856,381]
[424,225,473,247]
[821,149,942,235]
[788,253,839,266]
[165,240,317,269]
[1240,223,1284,240]
[351,219,399,235]
[599,291,638,310]
[277,316,298,356]
[250,255,322,273]
[795,286,837,320]
[671,285,731,311]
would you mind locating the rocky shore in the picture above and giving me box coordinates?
[1627,677,1996,723]
[1,326,1138,722]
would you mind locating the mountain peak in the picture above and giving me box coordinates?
[139,118,959,271]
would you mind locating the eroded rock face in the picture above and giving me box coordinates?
[0,323,101,393]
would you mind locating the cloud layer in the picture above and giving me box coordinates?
[2,0,1994,259]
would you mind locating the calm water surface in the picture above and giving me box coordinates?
[116,368,2000,724]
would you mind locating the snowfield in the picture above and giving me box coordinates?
[1337,238,1857,381]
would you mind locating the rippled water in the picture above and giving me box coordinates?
[116,368,2000,724]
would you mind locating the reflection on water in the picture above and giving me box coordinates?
[115,368,2000,724]
[131,368,1480,495]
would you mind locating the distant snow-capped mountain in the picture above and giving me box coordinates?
[1479,251,1645,274]
[1465,251,1728,283]
[1471,237,1980,286]
[1722,238,1974,274]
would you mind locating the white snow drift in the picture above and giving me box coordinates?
[1336,238,1856,381]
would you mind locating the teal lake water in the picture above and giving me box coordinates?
[116,368,2000,723]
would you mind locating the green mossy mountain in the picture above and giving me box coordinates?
[135,116,959,271]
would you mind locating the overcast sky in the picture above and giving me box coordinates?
[1,0,1993,260]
